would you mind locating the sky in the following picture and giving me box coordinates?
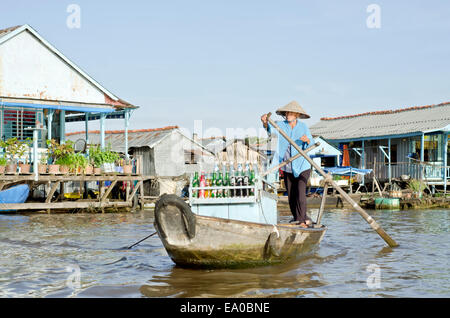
[1,0,450,138]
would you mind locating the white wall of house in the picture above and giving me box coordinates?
[0,30,105,104]
[153,130,215,177]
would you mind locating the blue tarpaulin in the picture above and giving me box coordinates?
[323,166,372,176]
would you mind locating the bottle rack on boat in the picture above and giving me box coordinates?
[188,173,278,225]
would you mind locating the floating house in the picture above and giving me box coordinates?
[0,24,135,152]
[199,136,266,167]
[310,102,450,189]
[67,127,216,196]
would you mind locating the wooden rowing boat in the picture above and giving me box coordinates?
[154,194,326,269]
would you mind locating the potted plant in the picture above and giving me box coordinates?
[72,153,88,174]
[101,145,119,173]
[88,145,119,174]
[122,157,133,174]
[0,137,32,174]
[38,154,48,174]
[89,145,103,174]
[47,139,75,174]
[0,155,7,174]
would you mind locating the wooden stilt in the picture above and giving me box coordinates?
[46,181,60,203]
[139,180,145,210]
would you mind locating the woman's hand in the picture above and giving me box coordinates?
[261,114,268,127]
[300,135,310,144]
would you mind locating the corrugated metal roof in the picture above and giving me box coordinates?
[201,138,226,154]
[310,102,450,141]
[66,127,177,152]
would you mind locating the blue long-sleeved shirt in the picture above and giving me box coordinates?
[266,120,314,177]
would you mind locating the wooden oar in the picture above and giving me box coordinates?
[261,141,320,178]
[266,113,399,247]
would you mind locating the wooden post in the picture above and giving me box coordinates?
[46,181,60,203]
[101,179,118,204]
[128,182,140,205]
[372,157,376,196]
[59,182,64,201]
[126,181,130,202]
[266,113,398,247]
[139,180,145,210]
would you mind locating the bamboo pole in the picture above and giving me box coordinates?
[315,182,329,227]
[266,113,398,247]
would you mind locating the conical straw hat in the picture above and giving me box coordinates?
[276,100,310,119]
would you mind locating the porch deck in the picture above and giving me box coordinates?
[0,173,154,212]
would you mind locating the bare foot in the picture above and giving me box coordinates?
[299,223,308,228]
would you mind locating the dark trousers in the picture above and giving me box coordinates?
[283,169,311,223]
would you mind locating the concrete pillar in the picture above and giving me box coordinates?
[362,140,365,185]
[59,110,66,143]
[421,133,425,180]
[444,133,448,193]
[124,109,130,158]
[85,113,90,145]
[100,113,106,150]
[47,109,54,140]
[388,138,392,184]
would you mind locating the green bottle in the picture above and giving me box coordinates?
[211,172,216,198]
[192,172,199,198]
[249,169,255,196]
[216,172,223,198]
[224,171,230,198]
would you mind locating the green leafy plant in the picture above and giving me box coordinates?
[0,156,7,166]
[54,152,88,172]
[407,179,426,193]
[40,153,48,165]
[46,139,75,164]
[88,144,119,167]
[0,137,32,164]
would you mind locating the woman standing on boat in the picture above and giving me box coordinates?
[261,101,314,228]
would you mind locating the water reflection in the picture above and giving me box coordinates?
[0,208,448,297]
[140,258,327,298]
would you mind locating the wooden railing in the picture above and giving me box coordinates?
[367,161,450,182]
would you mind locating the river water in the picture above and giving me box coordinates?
[0,207,448,298]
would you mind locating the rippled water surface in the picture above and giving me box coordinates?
[0,207,448,298]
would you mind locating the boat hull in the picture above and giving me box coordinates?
[154,197,326,268]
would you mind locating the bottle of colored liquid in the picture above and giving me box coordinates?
[199,172,206,198]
